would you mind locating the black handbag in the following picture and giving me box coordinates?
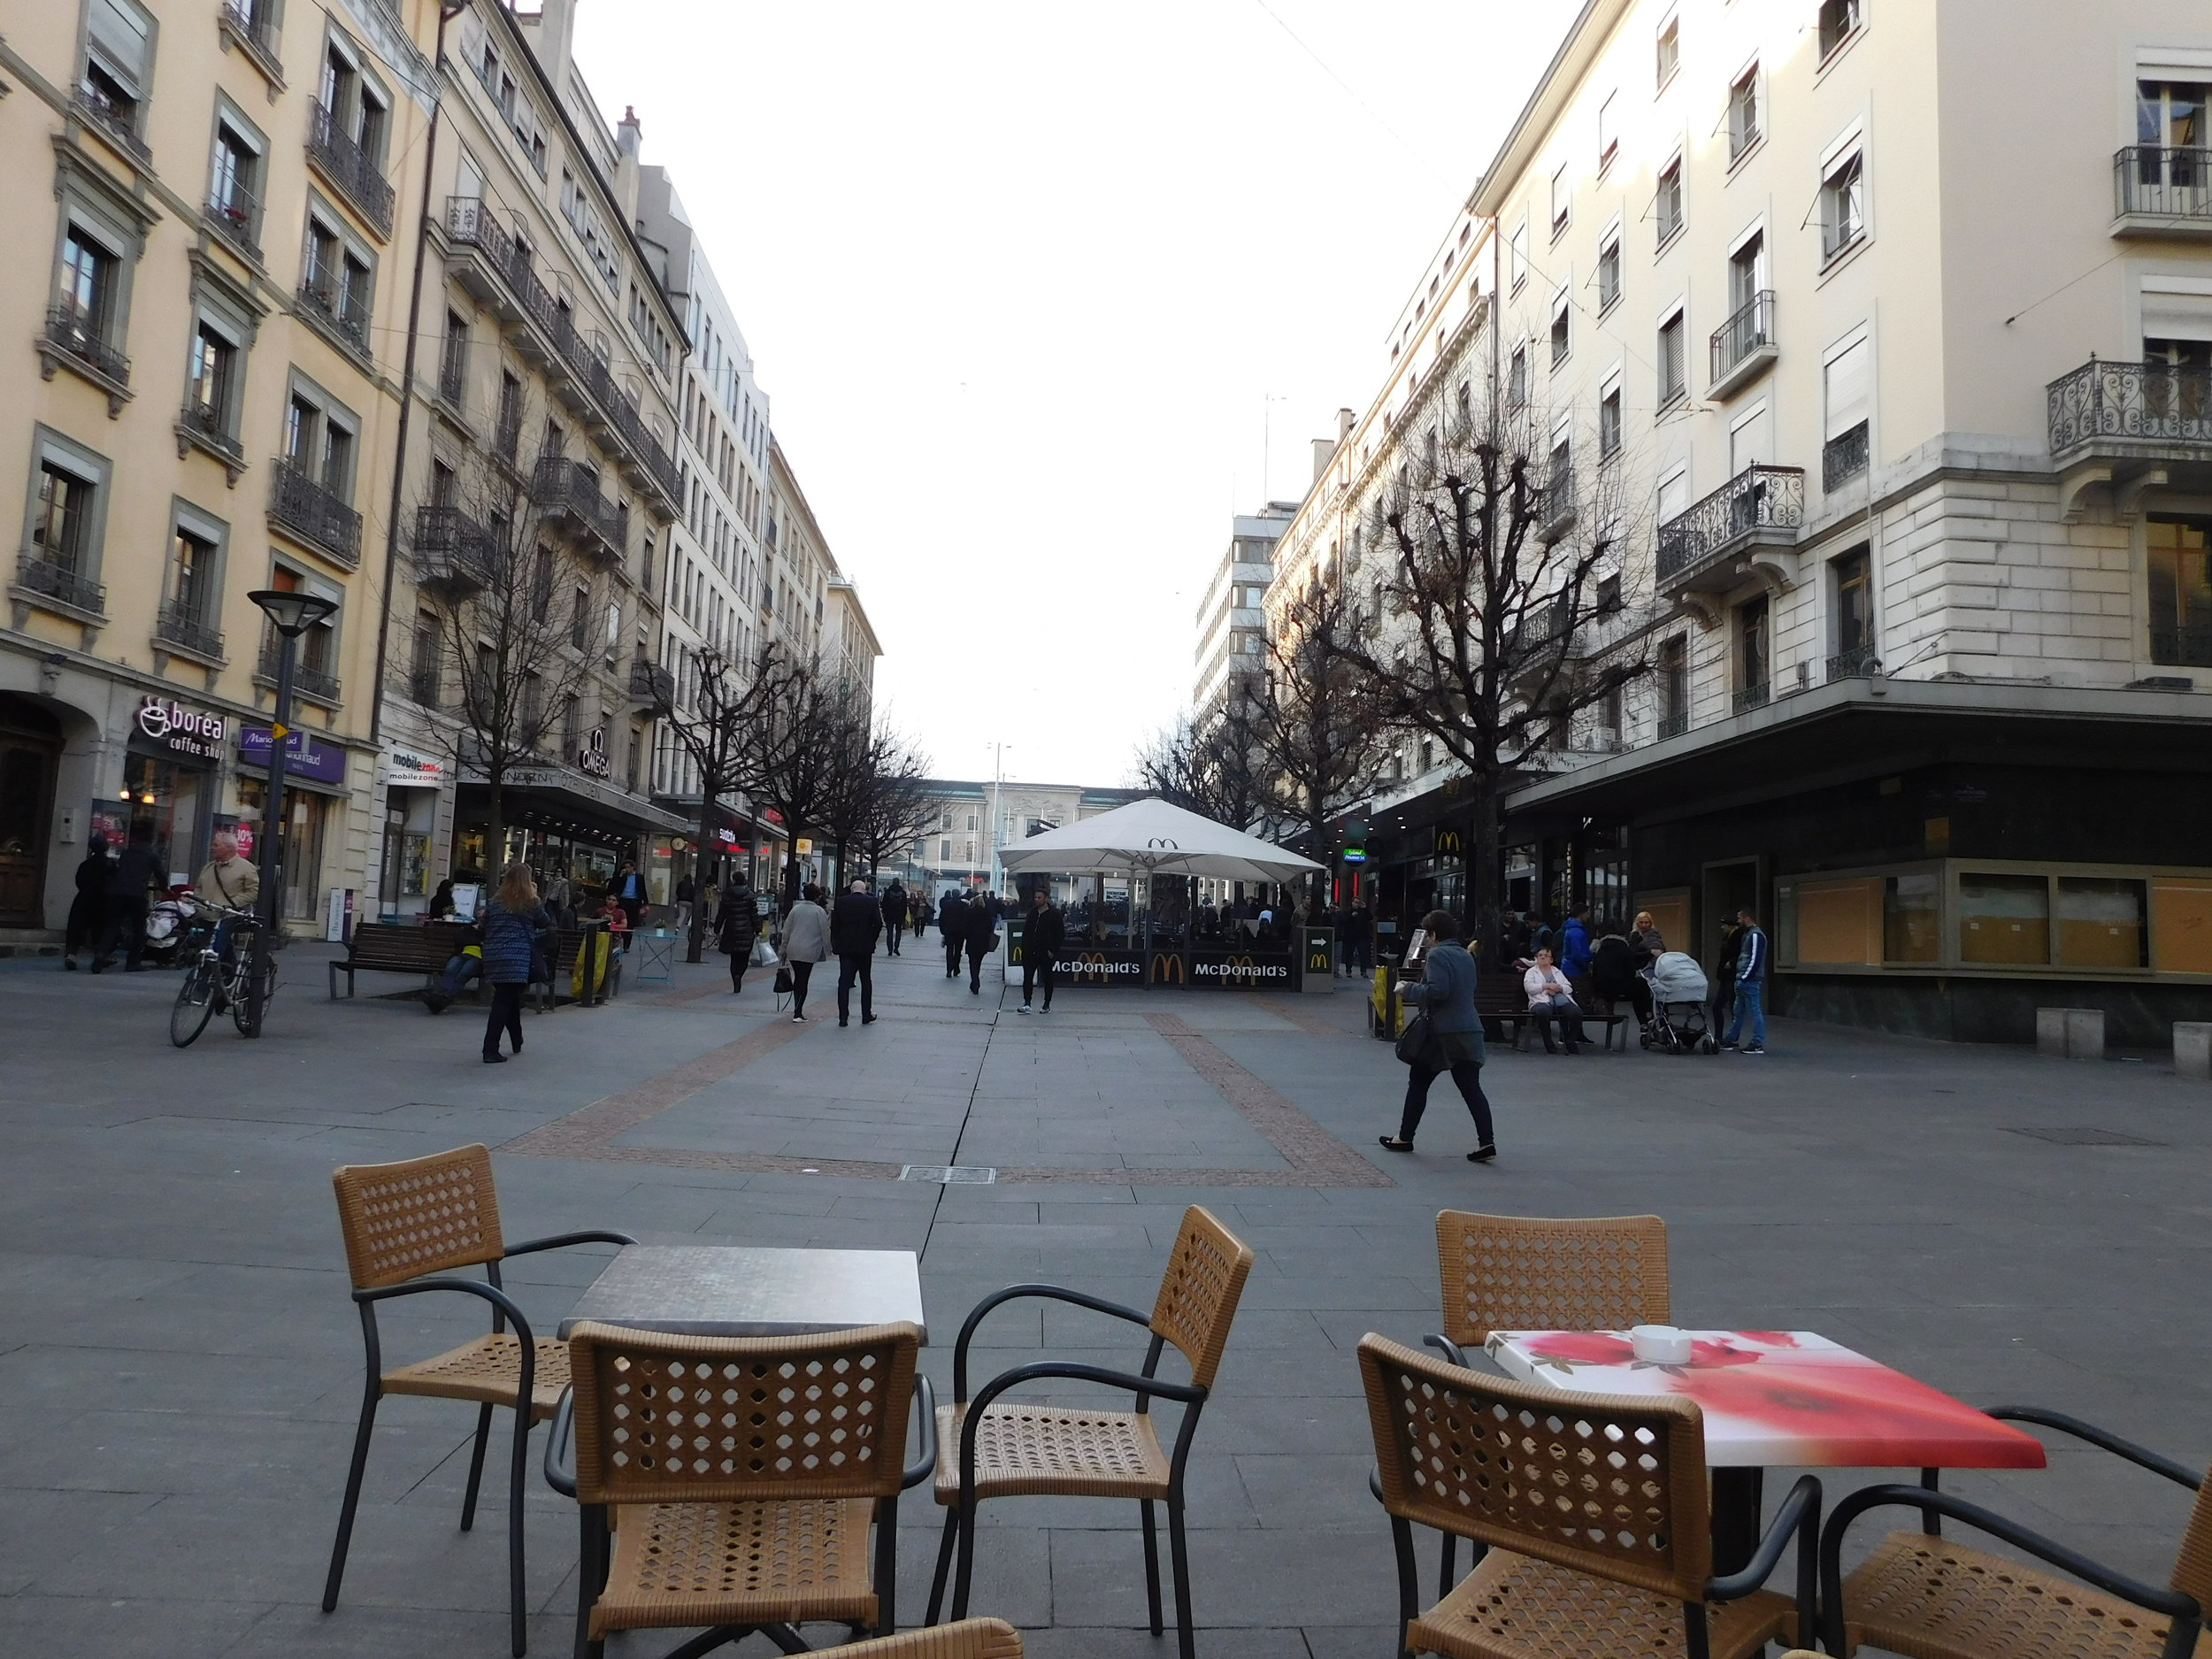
[773,965,794,995]
[1394,1011,1434,1065]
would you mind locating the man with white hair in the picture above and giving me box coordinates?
[194,830,261,970]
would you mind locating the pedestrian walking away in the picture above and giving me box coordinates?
[1721,908,1770,1054]
[716,876,758,994]
[961,890,998,995]
[939,889,966,978]
[781,883,832,1022]
[1342,900,1375,979]
[1522,946,1587,1054]
[1378,910,1496,1162]
[63,833,110,969]
[831,877,883,1025]
[879,879,908,956]
[1018,887,1064,1012]
[477,865,552,1064]
[674,872,695,936]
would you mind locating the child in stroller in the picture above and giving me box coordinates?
[1640,950,1718,1054]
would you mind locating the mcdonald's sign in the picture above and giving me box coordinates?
[1434,826,1466,857]
[1148,949,1187,985]
[1302,928,1333,974]
[1190,949,1294,989]
[1058,949,1145,987]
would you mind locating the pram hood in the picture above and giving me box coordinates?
[1646,950,1709,1003]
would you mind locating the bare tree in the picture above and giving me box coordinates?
[1328,399,1649,956]
[853,729,937,879]
[415,429,605,879]
[1133,684,1268,829]
[646,640,779,962]
[729,653,854,905]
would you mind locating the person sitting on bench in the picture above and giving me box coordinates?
[1523,947,1587,1054]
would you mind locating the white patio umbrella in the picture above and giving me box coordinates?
[997,797,1324,884]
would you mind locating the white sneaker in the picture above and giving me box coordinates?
[791,1013,806,1023]
[1017,1004,1033,1014]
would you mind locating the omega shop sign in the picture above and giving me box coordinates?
[134,693,227,760]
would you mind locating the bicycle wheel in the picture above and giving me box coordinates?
[231,956,276,1036]
[170,960,217,1048]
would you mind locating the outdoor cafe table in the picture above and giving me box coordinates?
[1486,1329,2047,1573]
[557,1244,927,1340]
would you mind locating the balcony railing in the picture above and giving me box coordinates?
[1822,420,1869,491]
[269,459,362,566]
[1537,463,1577,540]
[627,660,674,705]
[1709,289,1777,387]
[533,457,623,563]
[260,643,340,703]
[298,273,371,355]
[1657,710,1689,741]
[408,669,442,709]
[1732,682,1770,713]
[1827,645,1881,681]
[413,504,495,594]
[72,86,148,162]
[1655,464,1806,587]
[445,197,683,503]
[2116,145,2212,226]
[307,101,395,237]
[42,305,130,388]
[2048,357,2212,461]
[177,398,245,467]
[155,601,224,660]
[13,553,105,617]
[2151,627,2212,668]
[218,0,282,71]
[205,180,263,259]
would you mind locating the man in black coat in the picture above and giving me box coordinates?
[961,891,998,995]
[1018,887,1064,1013]
[95,824,164,972]
[879,881,908,956]
[938,890,965,978]
[830,878,883,1026]
[64,833,109,969]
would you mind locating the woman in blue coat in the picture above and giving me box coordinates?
[1378,910,1497,1162]
[479,864,551,1064]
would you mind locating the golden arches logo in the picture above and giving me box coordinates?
[1151,952,1186,984]
[1436,827,1465,856]
[1075,951,1110,970]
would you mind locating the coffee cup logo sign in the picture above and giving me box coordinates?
[135,693,227,759]
[578,727,611,779]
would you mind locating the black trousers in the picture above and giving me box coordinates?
[965,945,988,990]
[728,949,747,991]
[789,959,814,1016]
[65,893,105,957]
[1397,1059,1494,1147]
[1022,956,1054,1007]
[944,932,964,976]
[836,952,873,1019]
[97,895,148,967]
[885,922,903,956]
[483,981,526,1057]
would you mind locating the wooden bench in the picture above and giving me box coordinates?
[1476,972,1632,1052]
[328,921,478,999]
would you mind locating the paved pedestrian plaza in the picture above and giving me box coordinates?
[1,943,2208,1655]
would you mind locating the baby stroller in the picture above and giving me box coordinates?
[1640,950,1717,1054]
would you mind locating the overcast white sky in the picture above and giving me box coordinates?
[571,1,1581,787]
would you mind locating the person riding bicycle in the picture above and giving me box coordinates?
[193,831,260,965]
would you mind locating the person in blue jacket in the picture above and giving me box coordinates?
[1378,910,1498,1163]
[478,865,552,1064]
[1560,906,1593,980]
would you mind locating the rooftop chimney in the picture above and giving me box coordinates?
[618,105,642,158]
[1336,407,1355,443]
[1310,438,1336,486]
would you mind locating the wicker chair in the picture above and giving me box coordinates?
[925,1205,1255,1659]
[1358,1333,1820,1659]
[811,1623,1023,1658]
[1426,1210,1671,1366]
[324,1144,636,1657]
[546,1319,935,1658]
[1820,1406,2210,1659]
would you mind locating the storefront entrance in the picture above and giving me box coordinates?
[0,695,60,927]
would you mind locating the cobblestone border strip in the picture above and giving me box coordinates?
[1271,1003,1351,1038]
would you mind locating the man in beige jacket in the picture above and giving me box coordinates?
[194,831,260,963]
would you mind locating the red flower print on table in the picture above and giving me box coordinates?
[1521,1333,1636,1366]
[1671,1359,2047,1469]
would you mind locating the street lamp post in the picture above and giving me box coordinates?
[245,588,339,1037]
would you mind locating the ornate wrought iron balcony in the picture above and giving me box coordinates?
[627,660,674,705]
[72,86,148,162]
[155,601,224,661]
[1655,465,1804,593]
[12,554,105,618]
[412,504,495,596]
[534,457,623,566]
[1822,420,1869,491]
[1827,645,1882,682]
[269,459,362,567]
[297,272,370,356]
[2048,357,2212,469]
[205,180,262,260]
[258,642,340,703]
[307,101,395,237]
[40,305,131,394]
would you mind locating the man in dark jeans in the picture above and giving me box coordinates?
[830,877,883,1027]
[94,823,164,972]
[1018,887,1064,1013]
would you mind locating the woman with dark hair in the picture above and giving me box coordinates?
[1379,909,1497,1162]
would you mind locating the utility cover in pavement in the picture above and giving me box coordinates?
[900,1165,997,1184]
[2007,1127,2167,1147]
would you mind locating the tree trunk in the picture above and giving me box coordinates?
[1468,773,1502,972]
[484,772,505,887]
[689,780,717,964]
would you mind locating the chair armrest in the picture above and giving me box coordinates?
[543,1386,577,1497]
[1422,1333,1471,1368]
[952,1284,1153,1400]
[902,1374,937,1490]
[1820,1481,2200,1656]
[949,1362,1207,1503]
[1707,1473,1820,1617]
[354,1274,534,1340]
[502,1229,640,1258]
[1987,1406,2203,1490]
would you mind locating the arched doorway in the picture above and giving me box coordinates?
[0,695,62,928]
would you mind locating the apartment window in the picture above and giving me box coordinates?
[52,221,126,379]
[81,0,155,143]
[1597,92,1617,170]
[1509,221,1528,293]
[1818,0,1863,61]
[209,115,263,252]
[1658,634,1688,732]
[302,206,373,352]
[570,586,590,649]
[1728,66,1761,162]
[1598,381,1623,458]
[1832,547,1876,670]
[31,461,92,576]
[1657,468,1688,526]
[411,611,439,701]
[1657,310,1686,409]
[495,371,523,461]
[966,812,978,833]
[1597,572,1623,615]
[604,599,621,664]
[284,380,358,496]
[1655,157,1685,249]
[319,38,390,167]
[439,310,468,405]
[1548,434,1572,496]
[1737,595,1770,704]
[427,457,457,510]
[2149,517,2212,667]
[561,695,580,758]
[1823,335,1871,488]
[1822,151,1866,260]
[265,564,338,684]
[1596,232,1622,313]
[186,319,240,434]
[530,545,552,619]
[171,526,214,620]
[1655,14,1679,90]
[1549,289,1571,368]
[1729,231,1766,313]
[1550,162,1571,239]
[1508,342,1529,408]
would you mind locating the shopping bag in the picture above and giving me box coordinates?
[750,936,780,969]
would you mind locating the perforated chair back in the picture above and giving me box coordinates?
[1148,1206,1255,1389]
[1435,1210,1670,1348]
[1357,1332,1712,1601]
[568,1320,921,1509]
[331,1143,506,1290]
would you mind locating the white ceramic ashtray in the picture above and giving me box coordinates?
[1631,1325,1694,1364]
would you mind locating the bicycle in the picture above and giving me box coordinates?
[169,907,277,1047]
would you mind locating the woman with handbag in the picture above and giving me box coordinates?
[478,865,552,1065]
[716,876,760,995]
[1379,910,1497,1163]
[780,883,832,1022]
